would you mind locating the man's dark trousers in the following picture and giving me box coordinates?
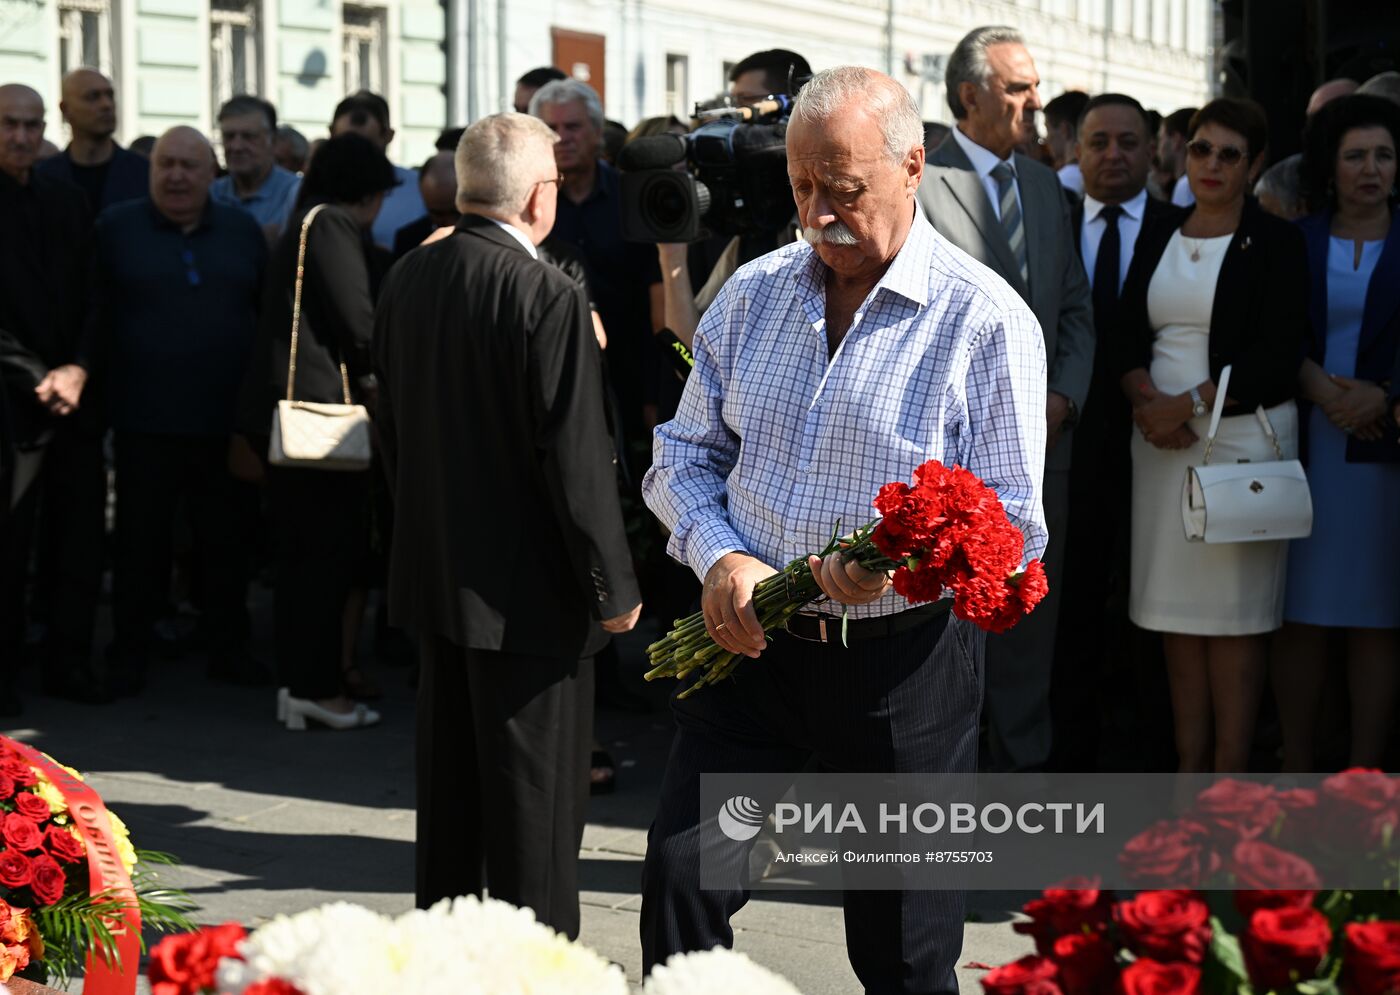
[415,635,594,939]
[110,432,250,667]
[640,613,982,995]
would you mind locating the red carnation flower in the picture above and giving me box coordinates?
[0,852,31,889]
[1,814,42,854]
[28,853,65,906]
[13,793,49,823]
[1113,890,1211,964]
[1344,921,1400,995]
[42,825,85,864]
[149,922,247,995]
[1116,958,1202,995]
[1242,905,1331,990]
[981,954,1062,994]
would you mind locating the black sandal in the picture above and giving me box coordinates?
[590,748,616,795]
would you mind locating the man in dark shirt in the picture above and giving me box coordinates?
[391,150,459,259]
[529,78,661,462]
[0,83,106,706]
[93,126,267,689]
[35,68,148,214]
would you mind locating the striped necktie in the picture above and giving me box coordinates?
[990,161,1028,286]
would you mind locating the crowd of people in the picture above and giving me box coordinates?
[2,32,1399,785]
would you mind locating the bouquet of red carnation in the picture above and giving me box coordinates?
[646,460,1048,697]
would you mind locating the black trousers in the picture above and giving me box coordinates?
[415,635,594,939]
[0,423,104,675]
[111,432,251,665]
[267,465,370,699]
[640,613,982,995]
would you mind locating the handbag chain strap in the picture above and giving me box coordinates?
[285,203,353,406]
[1200,364,1283,464]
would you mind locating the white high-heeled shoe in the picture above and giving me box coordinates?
[281,693,381,731]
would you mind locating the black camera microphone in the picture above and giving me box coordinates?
[616,133,688,171]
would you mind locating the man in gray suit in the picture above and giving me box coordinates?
[917,25,1094,772]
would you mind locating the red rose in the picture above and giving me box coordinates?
[982,954,1063,995]
[1014,879,1113,955]
[1117,958,1202,995]
[1232,841,1322,891]
[42,825,84,864]
[1344,921,1400,995]
[0,852,30,889]
[0,777,16,802]
[1051,932,1115,995]
[1191,779,1282,843]
[149,922,246,995]
[201,921,246,962]
[1322,769,1397,811]
[1233,889,1315,920]
[28,853,66,905]
[13,793,48,823]
[1119,819,1221,889]
[1242,906,1331,990]
[243,981,303,995]
[1113,890,1211,964]
[0,764,34,790]
[1,814,41,854]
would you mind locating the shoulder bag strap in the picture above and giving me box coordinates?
[285,203,353,405]
[1201,365,1231,465]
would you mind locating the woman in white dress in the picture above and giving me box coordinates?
[1110,99,1310,772]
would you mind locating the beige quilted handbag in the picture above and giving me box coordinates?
[267,204,372,472]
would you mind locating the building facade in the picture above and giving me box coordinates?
[0,0,1212,167]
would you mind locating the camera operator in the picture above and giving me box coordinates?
[654,49,811,364]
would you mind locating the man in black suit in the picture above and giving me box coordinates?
[1050,93,1183,770]
[373,112,641,938]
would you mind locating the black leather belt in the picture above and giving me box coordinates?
[783,602,950,644]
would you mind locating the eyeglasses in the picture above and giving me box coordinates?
[1186,139,1245,166]
[534,174,564,188]
[181,248,201,288]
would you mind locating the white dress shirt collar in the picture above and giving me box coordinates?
[952,124,1014,181]
[488,217,539,259]
[1082,187,1148,225]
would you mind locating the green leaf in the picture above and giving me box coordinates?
[1203,915,1249,995]
[1296,979,1340,995]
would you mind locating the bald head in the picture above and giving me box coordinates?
[150,126,216,229]
[419,150,458,227]
[60,68,116,144]
[0,84,45,182]
[1307,78,1357,118]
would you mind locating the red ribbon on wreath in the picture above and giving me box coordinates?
[7,741,139,995]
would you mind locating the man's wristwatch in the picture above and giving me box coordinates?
[1189,387,1208,418]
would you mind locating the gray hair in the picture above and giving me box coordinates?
[455,112,559,212]
[275,125,308,158]
[528,78,604,132]
[1358,71,1400,108]
[791,66,924,164]
[1253,152,1303,217]
[945,25,1026,120]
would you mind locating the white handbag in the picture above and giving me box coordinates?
[267,204,372,472]
[1181,365,1312,543]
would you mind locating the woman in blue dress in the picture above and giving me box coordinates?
[1276,95,1400,771]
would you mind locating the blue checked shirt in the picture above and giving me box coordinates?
[642,208,1049,620]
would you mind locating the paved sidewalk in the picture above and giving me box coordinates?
[13,611,1033,994]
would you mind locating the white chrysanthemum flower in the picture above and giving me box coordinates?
[644,947,803,995]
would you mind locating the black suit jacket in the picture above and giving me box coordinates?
[373,214,639,659]
[36,145,149,214]
[1111,197,1310,414]
[240,203,377,436]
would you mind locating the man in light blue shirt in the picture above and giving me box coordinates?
[330,90,426,250]
[209,95,299,235]
[640,66,1046,995]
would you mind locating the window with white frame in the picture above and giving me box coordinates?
[665,53,688,119]
[210,0,261,119]
[58,0,112,76]
[342,3,387,95]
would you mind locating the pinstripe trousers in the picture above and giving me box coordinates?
[640,612,983,994]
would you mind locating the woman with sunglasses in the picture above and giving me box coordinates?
[1275,95,1400,771]
[1111,98,1310,773]
[237,133,397,730]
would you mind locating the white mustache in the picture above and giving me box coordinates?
[802,221,859,246]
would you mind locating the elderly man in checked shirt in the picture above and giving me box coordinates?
[639,67,1047,993]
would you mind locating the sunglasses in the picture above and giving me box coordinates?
[1186,139,1246,166]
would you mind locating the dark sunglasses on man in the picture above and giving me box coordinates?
[1186,139,1245,166]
